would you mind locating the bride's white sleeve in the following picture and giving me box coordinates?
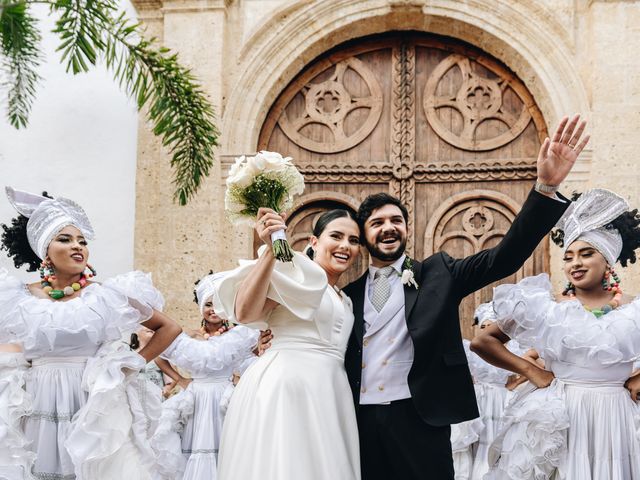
[213,251,328,329]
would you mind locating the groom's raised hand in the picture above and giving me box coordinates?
[536,114,590,191]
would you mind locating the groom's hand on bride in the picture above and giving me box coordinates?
[255,329,273,356]
[256,208,287,247]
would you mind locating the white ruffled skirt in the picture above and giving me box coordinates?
[23,356,87,479]
[451,416,484,480]
[471,383,510,479]
[179,378,232,480]
[486,380,640,479]
[0,352,34,480]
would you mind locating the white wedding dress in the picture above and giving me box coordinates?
[0,268,165,480]
[486,274,640,479]
[152,329,258,480]
[213,252,360,480]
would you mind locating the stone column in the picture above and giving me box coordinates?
[132,0,230,325]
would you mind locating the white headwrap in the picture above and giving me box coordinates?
[5,186,95,260]
[555,188,629,266]
[195,271,229,315]
[474,301,496,327]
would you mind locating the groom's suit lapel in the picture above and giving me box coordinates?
[404,257,422,323]
[350,272,368,347]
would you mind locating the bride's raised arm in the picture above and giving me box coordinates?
[234,207,284,323]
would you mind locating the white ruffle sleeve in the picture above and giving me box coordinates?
[101,271,165,320]
[213,251,328,330]
[65,342,162,480]
[0,352,35,479]
[161,328,258,376]
[493,273,640,365]
[0,269,32,345]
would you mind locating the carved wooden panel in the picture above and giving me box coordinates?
[423,190,545,339]
[423,54,532,151]
[256,32,549,338]
[278,58,384,153]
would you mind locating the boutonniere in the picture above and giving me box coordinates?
[401,257,418,289]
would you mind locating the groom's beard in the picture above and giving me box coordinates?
[364,234,407,262]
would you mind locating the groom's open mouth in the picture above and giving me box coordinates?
[377,234,400,248]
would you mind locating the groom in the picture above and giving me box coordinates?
[343,115,589,479]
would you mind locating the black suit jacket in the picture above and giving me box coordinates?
[343,188,569,427]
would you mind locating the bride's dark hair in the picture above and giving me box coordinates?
[306,209,358,260]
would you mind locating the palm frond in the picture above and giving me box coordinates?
[0,0,43,128]
[2,0,219,204]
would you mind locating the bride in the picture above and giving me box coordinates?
[215,207,361,480]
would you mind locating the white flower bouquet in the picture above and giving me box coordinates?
[225,151,305,262]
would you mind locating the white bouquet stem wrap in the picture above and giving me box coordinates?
[225,151,304,262]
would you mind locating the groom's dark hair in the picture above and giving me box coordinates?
[357,193,408,231]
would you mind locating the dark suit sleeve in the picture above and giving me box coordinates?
[444,188,570,298]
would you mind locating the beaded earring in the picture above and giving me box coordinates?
[85,264,97,279]
[563,281,575,296]
[602,266,621,292]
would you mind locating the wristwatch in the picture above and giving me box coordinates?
[534,181,559,194]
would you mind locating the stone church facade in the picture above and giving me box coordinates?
[131,0,640,335]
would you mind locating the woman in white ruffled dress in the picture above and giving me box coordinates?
[467,303,527,479]
[0,343,34,479]
[0,187,181,480]
[215,208,362,480]
[152,271,262,480]
[451,339,485,480]
[472,188,640,479]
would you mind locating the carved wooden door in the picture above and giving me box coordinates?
[258,32,548,339]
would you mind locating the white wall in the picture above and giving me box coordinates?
[0,3,138,282]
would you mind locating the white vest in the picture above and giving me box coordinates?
[360,258,414,404]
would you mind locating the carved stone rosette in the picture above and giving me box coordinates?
[278,58,384,154]
[423,54,532,152]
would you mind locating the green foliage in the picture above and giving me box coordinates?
[0,0,42,128]
[0,0,219,204]
[230,175,289,217]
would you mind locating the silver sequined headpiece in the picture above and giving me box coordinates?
[474,301,496,327]
[555,188,629,265]
[195,271,229,315]
[5,187,95,260]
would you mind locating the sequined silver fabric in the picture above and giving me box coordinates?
[6,187,95,259]
[555,188,628,265]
